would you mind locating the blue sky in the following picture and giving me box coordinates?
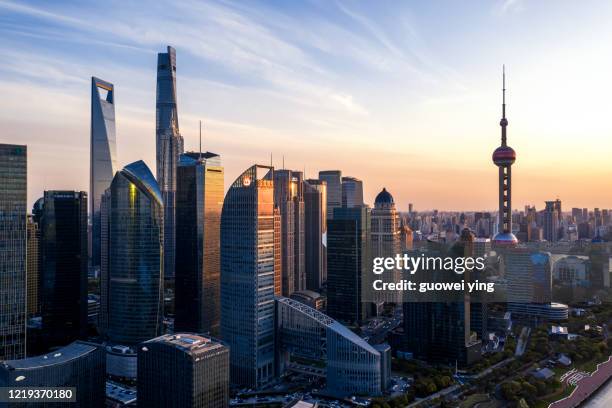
[2,0,612,210]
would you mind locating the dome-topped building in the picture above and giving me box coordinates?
[374,187,394,206]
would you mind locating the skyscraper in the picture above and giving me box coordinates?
[0,143,27,360]
[107,161,164,345]
[492,67,518,246]
[175,152,224,335]
[341,176,364,208]
[543,200,560,242]
[220,165,279,388]
[26,215,40,317]
[90,77,117,271]
[156,46,184,282]
[371,188,401,303]
[40,191,88,347]
[304,179,327,291]
[319,170,342,221]
[138,334,229,408]
[327,206,370,326]
[273,170,305,295]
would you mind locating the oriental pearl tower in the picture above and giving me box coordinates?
[492,66,518,246]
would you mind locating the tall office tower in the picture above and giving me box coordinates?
[175,152,224,335]
[319,170,342,220]
[492,67,518,246]
[400,220,413,251]
[0,144,27,360]
[304,179,327,290]
[543,201,560,242]
[40,191,88,347]
[138,334,229,408]
[371,188,401,303]
[553,199,562,221]
[273,170,305,295]
[26,215,40,317]
[98,190,110,335]
[589,240,611,289]
[327,206,370,326]
[90,77,117,271]
[292,171,306,292]
[341,176,364,208]
[221,165,279,388]
[107,161,164,345]
[156,46,184,282]
[0,341,105,408]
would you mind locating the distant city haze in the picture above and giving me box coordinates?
[2,1,612,210]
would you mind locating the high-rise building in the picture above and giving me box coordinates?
[492,67,518,246]
[304,179,327,291]
[341,176,364,208]
[371,188,401,304]
[327,206,370,326]
[273,170,305,295]
[220,165,279,388]
[90,77,117,271]
[40,191,88,347]
[156,45,184,282]
[543,201,560,242]
[106,161,164,345]
[0,143,27,360]
[26,215,40,317]
[98,190,110,335]
[138,334,229,408]
[0,341,105,408]
[319,170,342,220]
[175,152,223,335]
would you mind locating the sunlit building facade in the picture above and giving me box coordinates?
[175,152,223,335]
[319,170,342,221]
[371,188,401,303]
[304,179,327,291]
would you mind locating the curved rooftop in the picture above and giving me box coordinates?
[121,160,162,205]
[374,187,394,205]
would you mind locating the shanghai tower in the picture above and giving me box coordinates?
[492,67,518,246]
[90,77,117,270]
[156,46,184,280]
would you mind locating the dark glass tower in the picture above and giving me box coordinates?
[156,46,184,282]
[326,206,370,326]
[220,165,279,388]
[304,179,327,291]
[40,191,88,348]
[175,152,224,335]
[107,161,164,345]
[26,215,40,318]
[90,77,117,271]
[138,334,229,408]
[0,144,27,360]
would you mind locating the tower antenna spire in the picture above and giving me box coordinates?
[199,120,202,160]
[502,65,506,119]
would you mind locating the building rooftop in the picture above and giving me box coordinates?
[106,381,137,405]
[122,160,162,205]
[2,341,99,371]
[141,333,226,358]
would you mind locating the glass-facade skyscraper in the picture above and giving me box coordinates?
[156,46,184,282]
[326,206,370,326]
[341,176,364,208]
[175,152,223,335]
[107,160,164,345]
[0,143,27,360]
[40,191,88,348]
[220,165,279,388]
[90,77,117,271]
[319,170,342,221]
[304,179,327,291]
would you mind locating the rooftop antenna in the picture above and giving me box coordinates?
[502,65,506,120]
[270,152,273,168]
[282,155,285,170]
[199,120,202,160]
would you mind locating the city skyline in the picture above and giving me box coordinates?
[2,1,612,211]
